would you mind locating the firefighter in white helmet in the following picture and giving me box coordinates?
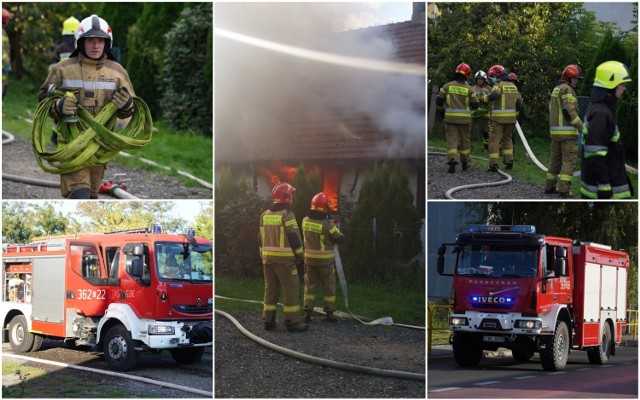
[39,15,136,199]
[471,70,492,151]
[259,183,308,332]
[302,193,345,323]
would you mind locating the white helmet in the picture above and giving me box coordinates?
[475,70,488,80]
[70,15,114,59]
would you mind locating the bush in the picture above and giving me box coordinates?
[160,3,213,136]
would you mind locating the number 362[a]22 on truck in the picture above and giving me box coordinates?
[1,227,213,371]
[436,225,629,371]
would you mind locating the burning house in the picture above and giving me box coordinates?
[215,3,425,216]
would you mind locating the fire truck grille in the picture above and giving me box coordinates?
[173,304,213,314]
[471,303,513,310]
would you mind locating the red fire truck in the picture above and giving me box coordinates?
[1,228,212,371]
[437,225,629,371]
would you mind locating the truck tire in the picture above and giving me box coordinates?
[587,323,612,365]
[103,325,140,371]
[170,347,205,364]
[452,333,483,367]
[540,320,569,371]
[8,315,35,352]
[512,349,535,362]
[30,334,44,352]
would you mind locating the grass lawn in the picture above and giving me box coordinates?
[2,79,212,187]
[216,276,426,326]
[428,122,638,198]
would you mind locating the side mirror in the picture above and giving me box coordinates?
[554,258,566,276]
[437,245,446,275]
[131,259,143,277]
[555,246,567,258]
[133,245,144,256]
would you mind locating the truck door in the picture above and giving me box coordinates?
[66,242,112,317]
[118,243,157,319]
[539,243,572,312]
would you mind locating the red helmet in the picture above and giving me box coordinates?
[455,63,471,78]
[272,183,295,204]
[562,64,583,81]
[2,8,11,25]
[488,65,506,78]
[509,72,519,82]
[310,192,329,212]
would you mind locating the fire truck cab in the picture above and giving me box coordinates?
[1,229,213,371]
[437,225,629,371]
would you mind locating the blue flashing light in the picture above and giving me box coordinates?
[468,225,536,233]
[187,228,196,236]
[152,224,162,233]
[472,296,479,301]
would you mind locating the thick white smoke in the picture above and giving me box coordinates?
[215,3,425,161]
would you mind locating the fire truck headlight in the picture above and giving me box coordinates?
[449,317,469,326]
[515,320,541,329]
[149,325,175,335]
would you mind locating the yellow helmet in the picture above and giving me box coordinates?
[62,16,80,36]
[593,61,632,89]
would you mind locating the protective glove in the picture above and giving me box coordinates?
[56,95,77,116]
[112,87,133,111]
[597,184,613,199]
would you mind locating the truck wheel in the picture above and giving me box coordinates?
[30,334,44,352]
[587,323,612,365]
[452,333,483,367]
[540,320,569,371]
[8,315,35,352]
[512,349,535,362]
[170,347,205,364]
[103,325,140,371]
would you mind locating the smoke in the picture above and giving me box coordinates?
[215,3,425,162]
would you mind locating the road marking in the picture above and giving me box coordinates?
[599,364,613,367]
[576,368,593,371]
[429,387,461,393]
[514,375,536,380]
[545,371,566,375]
[473,380,502,386]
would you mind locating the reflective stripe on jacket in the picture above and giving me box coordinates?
[489,81,518,124]
[471,83,492,118]
[302,217,345,267]
[549,82,582,136]
[437,80,478,124]
[260,209,303,264]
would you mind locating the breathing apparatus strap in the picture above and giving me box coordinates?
[32,89,153,175]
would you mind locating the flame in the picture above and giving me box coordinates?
[321,169,339,211]
[258,164,297,186]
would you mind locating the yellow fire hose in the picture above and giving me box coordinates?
[32,89,153,175]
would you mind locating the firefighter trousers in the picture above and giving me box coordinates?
[488,121,515,168]
[445,122,471,164]
[263,262,303,326]
[303,263,336,312]
[544,135,578,194]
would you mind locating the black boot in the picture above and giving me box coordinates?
[462,161,469,171]
[69,188,91,199]
[286,321,308,332]
[447,161,456,173]
[304,308,312,323]
[264,314,276,330]
[326,311,337,323]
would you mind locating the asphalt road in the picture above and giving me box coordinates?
[428,345,638,398]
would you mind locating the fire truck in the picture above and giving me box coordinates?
[1,228,213,371]
[436,225,629,371]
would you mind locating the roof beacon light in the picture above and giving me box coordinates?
[187,228,196,236]
[468,225,536,233]
[152,224,162,234]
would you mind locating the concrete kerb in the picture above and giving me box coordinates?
[429,336,638,364]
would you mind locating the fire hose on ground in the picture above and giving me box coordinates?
[430,121,637,198]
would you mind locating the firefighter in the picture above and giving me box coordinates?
[39,15,136,199]
[259,183,308,332]
[302,193,345,323]
[436,63,479,173]
[485,65,521,172]
[471,70,492,151]
[580,61,633,199]
[2,8,11,99]
[49,17,80,70]
[544,65,584,197]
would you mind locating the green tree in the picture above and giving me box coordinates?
[2,202,35,244]
[344,161,423,285]
[31,202,69,237]
[97,2,143,65]
[125,2,184,118]
[75,201,184,233]
[160,3,213,136]
[214,168,267,278]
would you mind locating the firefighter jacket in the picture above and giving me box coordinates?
[436,78,479,124]
[549,81,583,135]
[487,80,520,124]
[580,97,631,199]
[260,207,304,264]
[302,214,345,267]
[49,37,75,66]
[471,83,492,119]
[39,53,136,119]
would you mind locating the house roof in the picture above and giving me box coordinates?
[217,19,425,165]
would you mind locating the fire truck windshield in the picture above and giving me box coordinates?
[457,245,539,278]
[155,241,212,282]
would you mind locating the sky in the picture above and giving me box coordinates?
[582,2,636,31]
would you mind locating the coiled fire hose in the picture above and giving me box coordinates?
[32,87,153,175]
